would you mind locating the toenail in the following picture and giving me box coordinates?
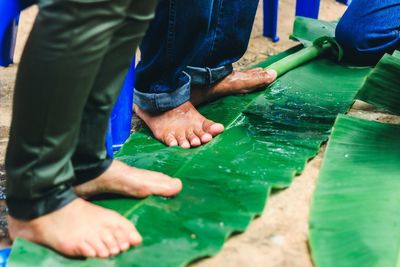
[191,138,200,145]
[210,124,224,131]
[172,179,183,189]
[168,140,178,146]
[180,142,190,148]
[100,252,109,258]
[130,232,142,244]
[202,133,212,140]
[121,242,130,250]
[111,247,119,255]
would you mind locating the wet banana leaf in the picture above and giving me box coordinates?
[357,50,400,114]
[309,115,400,267]
[7,18,371,267]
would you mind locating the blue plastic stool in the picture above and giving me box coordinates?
[0,0,21,67]
[263,0,280,42]
[295,0,321,19]
[337,0,352,5]
[263,0,321,42]
[106,57,136,156]
[0,247,11,267]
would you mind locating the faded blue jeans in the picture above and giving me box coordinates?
[336,0,400,64]
[135,0,400,113]
[134,0,259,113]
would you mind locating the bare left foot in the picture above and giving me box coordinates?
[8,199,142,258]
[135,101,224,148]
[75,160,182,199]
[134,68,275,149]
[190,68,277,106]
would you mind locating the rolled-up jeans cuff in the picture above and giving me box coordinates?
[7,186,77,220]
[134,72,191,113]
[185,64,233,87]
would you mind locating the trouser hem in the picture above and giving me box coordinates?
[73,158,113,186]
[7,186,77,221]
[185,64,233,87]
[134,72,191,113]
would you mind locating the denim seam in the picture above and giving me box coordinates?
[208,0,225,60]
[206,67,212,86]
[166,0,176,67]
[154,93,160,111]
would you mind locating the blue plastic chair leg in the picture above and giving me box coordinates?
[0,0,21,67]
[263,0,280,42]
[336,0,352,5]
[0,247,11,267]
[295,0,320,19]
[105,120,114,158]
[106,56,136,153]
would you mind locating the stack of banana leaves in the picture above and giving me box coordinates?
[310,50,400,267]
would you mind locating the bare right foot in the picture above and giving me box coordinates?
[8,198,141,258]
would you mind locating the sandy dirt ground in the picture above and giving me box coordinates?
[0,0,399,266]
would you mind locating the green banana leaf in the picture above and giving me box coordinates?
[309,115,400,267]
[310,48,400,267]
[7,18,371,267]
[357,50,400,115]
[290,16,337,47]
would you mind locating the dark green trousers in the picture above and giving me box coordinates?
[5,0,157,220]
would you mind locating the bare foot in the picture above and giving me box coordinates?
[135,102,224,148]
[8,198,142,258]
[191,68,277,106]
[75,160,182,199]
[135,68,275,148]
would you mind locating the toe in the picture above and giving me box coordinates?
[128,230,143,247]
[113,228,132,251]
[200,133,213,143]
[57,242,81,258]
[176,134,190,148]
[101,231,120,256]
[123,223,142,247]
[79,241,97,258]
[163,133,178,147]
[193,128,212,143]
[202,119,224,136]
[88,237,110,258]
[186,130,201,147]
[167,178,183,196]
[149,172,183,197]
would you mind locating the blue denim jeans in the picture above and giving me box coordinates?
[134,0,259,113]
[336,0,400,64]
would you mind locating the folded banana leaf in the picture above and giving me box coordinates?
[290,16,337,47]
[309,114,400,267]
[7,18,371,267]
[357,50,400,115]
